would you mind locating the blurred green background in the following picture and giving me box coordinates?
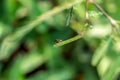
[0,0,120,80]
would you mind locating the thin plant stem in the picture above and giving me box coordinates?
[90,0,119,34]
[53,35,82,47]
[85,0,89,20]
[12,0,84,39]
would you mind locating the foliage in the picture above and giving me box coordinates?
[0,0,120,80]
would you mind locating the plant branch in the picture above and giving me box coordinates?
[90,0,119,34]
[85,0,89,20]
[16,0,84,37]
[53,35,82,47]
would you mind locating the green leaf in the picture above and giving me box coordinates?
[91,37,113,66]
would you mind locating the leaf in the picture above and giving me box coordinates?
[91,37,113,66]
[102,56,120,80]
[66,7,73,26]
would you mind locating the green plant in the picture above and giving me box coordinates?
[0,0,120,80]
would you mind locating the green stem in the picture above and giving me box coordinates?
[90,0,119,34]
[53,35,82,47]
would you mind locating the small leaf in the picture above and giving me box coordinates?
[66,7,73,26]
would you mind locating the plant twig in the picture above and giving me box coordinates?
[90,0,119,34]
[85,0,89,20]
[16,0,84,37]
[85,0,93,28]
[53,35,82,47]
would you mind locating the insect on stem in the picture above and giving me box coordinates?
[53,35,82,47]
